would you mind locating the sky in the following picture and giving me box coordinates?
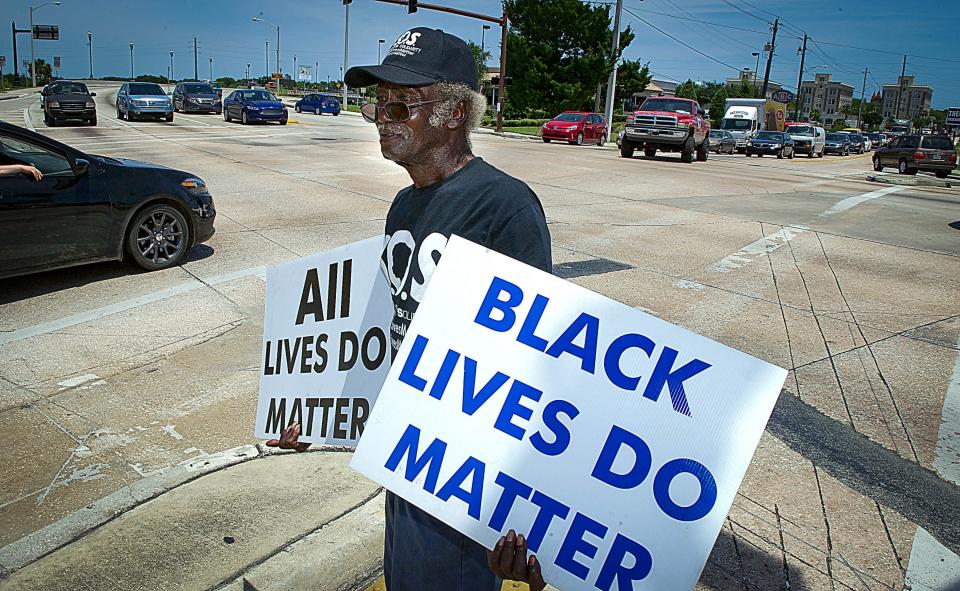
[2,0,957,109]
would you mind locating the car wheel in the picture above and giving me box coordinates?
[644,148,657,158]
[788,149,794,159]
[126,109,134,121]
[571,132,584,146]
[597,133,605,147]
[542,138,551,143]
[935,171,949,179]
[89,116,97,126]
[223,109,231,122]
[680,137,695,163]
[873,157,883,172]
[696,138,708,162]
[898,159,908,174]
[315,107,321,115]
[807,150,813,158]
[620,139,635,159]
[126,204,190,271]
[777,149,784,159]
[279,119,287,125]
[333,112,339,116]
[818,149,824,158]
[295,105,301,113]
[242,111,249,125]
[165,114,174,122]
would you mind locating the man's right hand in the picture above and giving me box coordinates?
[265,422,311,453]
[487,529,546,591]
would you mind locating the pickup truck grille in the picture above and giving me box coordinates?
[633,114,678,127]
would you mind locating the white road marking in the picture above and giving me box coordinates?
[905,330,960,589]
[819,185,904,217]
[0,266,266,346]
[171,114,214,126]
[706,226,808,273]
[23,107,34,131]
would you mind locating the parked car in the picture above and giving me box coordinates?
[210,82,223,98]
[872,134,957,178]
[708,130,736,154]
[541,112,607,146]
[745,130,794,158]
[867,132,886,148]
[173,81,222,114]
[295,93,341,116]
[861,135,872,151]
[824,133,851,156]
[41,80,97,127]
[847,134,866,154]
[116,82,174,122]
[222,89,288,125]
[621,97,710,162]
[0,120,215,279]
[785,124,825,157]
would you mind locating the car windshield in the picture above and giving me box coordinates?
[50,82,88,95]
[721,118,752,131]
[826,133,845,141]
[128,83,165,96]
[709,131,724,138]
[183,83,215,94]
[639,99,692,114]
[786,125,814,135]
[756,131,782,140]
[241,90,277,101]
[922,136,954,150]
[554,114,584,122]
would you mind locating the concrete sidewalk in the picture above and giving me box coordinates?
[0,448,384,591]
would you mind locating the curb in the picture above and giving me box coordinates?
[0,444,350,576]
[865,173,954,189]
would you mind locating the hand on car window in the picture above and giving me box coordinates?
[0,164,43,181]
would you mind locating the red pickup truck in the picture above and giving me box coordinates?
[620,97,710,163]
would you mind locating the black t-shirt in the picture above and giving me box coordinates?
[382,156,552,357]
[381,156,551,591]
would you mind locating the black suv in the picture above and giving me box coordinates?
[41,81,97,126]
[873,134,957,178]
[173,81,222,114]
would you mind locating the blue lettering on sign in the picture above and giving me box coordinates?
[591,425,653,490]
[473,275,711,417]
[653,458,718,522]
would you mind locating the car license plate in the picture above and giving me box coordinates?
[931,153,943,161]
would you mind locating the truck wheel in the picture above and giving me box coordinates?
[680,137,695,163]
[807,149,814,158]
[696,138,709,162]
[644,147,656,158]
[620,139,635,159]
[777,149,784,159]
[873,157,882,172]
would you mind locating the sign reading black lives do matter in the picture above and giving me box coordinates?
[255,237,393,446]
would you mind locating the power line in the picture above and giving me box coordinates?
[622,2,768,36]
[623,7,741,73]
[717,0,770,25]
[650,0,761,51]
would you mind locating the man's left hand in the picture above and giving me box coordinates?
[487,529,546,591]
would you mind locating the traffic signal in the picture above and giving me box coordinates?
[491,76,513,86]
[408,0,418,13]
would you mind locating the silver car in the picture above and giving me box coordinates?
[116,82,174,122]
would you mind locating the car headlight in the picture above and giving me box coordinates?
[48,100,60,108]
[85,100,95,108]
[247,105,260,111]
[542,123,548,129]
[180,178,209,195]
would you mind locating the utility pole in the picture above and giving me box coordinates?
[193,37,198,81]
[895,54,906,120]
[794,33,806,121]
[209,56,213,81]
[88,31,93,79]
[342,0,350,109]
[129,42,134,81]
[293,55,297,90]
[603,0,623,142]
[857,68,867,129]
[760,17,778,99]
[169,51,174,87]
[265,41,269,80]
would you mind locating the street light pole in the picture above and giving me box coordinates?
[481,24,490,56]
[87,31,93,79]
[602,0,623,142]
[378,39,385,63]
[169,51,174,87]
[342,0,350,109]
[30,2,61,88]
[265,41,269,80]
[209,56,213,82]
[129,42,134,81]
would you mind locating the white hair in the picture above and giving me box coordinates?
[428,82,487,147]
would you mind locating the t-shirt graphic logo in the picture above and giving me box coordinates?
[389,31,423,58]
[383,231,448,303]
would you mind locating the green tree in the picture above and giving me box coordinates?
[862,100,883,130]
[729,78,754,99]
[504,0,635,116]
[913,109,931,130]
[615,59,650,108]
[467,41,492,91]
[675,79,698,101]
[709,86,728,127]
[810,108,822,123]
[31,59,52,85]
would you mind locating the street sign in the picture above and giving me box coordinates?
[271,72,282,79]
[53,56,60,69]
[772,90,794,103]
[23,60,30,70]
[0,56,5,68]
[947,107,960,127]
[297,65,312,82]
[32,25,59,41]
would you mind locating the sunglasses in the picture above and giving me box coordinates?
[361,99,440,123]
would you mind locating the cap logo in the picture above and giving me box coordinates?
[389,31,423,58]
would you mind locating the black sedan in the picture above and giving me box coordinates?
[745,131,795,159]
[824,133,852,156]
[41,80,97,127]
[847,134,866,154]
[0,121,215,279]
[709,130,736,154]
[222,90,288,125]
[173,81,222,114]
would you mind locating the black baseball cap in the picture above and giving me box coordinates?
[345,28,478,91]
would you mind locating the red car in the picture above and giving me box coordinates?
[541,112,608,146]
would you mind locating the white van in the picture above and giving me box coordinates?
[785,124,826,158]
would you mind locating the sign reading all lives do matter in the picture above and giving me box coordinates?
[352,236,788,590]
[255,236,392,447]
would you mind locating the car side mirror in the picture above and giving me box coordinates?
[74,158,90,176]
[90,92,97,97]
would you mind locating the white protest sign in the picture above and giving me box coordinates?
[351,236,787,590]
[255,236,392,447]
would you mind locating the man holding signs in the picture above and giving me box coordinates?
[270,28,552,590]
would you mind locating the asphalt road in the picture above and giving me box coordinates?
[1,82,959,590]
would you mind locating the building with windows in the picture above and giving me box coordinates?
[881,75,933,121]
[626,79,678,110]
[798,73,854,125]
[724,69,782,99]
